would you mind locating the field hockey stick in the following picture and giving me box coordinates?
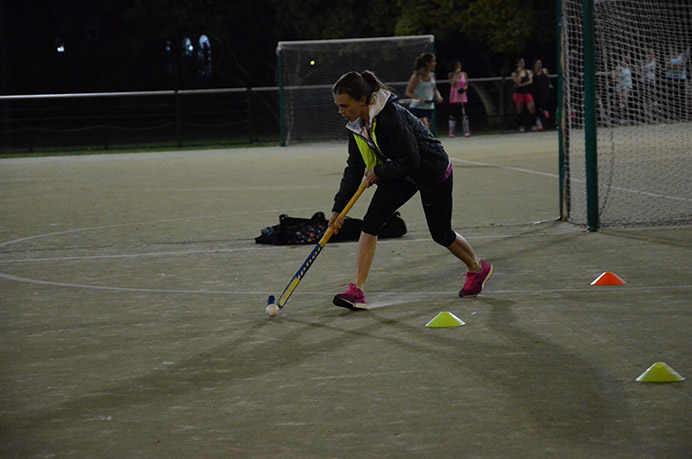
[267,180,368,313]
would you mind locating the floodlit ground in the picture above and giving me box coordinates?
[1,132,690,457]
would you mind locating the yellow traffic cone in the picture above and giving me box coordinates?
[425,312,465,328]
[636,362,686,383]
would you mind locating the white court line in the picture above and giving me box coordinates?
[452,156,692,202]
[0,233,549,264]
[1,272,690,295]
[0,272,242,294]
[151,185,332,193]
[1,225,683,264]
[451,157,558,178]
[0,206,319,250]
[0,247,259,264]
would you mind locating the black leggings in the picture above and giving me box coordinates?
[362,171,456,247]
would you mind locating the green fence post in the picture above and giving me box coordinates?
[277,49,286,146]
[583,0,599,231]
[247,87,254,144]
[175,90,182,148]
[557,0,565,220]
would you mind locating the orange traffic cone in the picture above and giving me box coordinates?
[591,271,626,286]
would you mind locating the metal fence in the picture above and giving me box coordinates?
[0,76,556,154]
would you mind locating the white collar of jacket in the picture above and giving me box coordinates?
[345,89,392,136]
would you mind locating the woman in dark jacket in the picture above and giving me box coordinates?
[532,59,552,124]
[329,70,493,310]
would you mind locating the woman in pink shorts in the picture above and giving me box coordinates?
[512,58,540,132]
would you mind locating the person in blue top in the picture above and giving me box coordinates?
[405,53,443,130]
[614,56,633,123]
[328,70,493,310]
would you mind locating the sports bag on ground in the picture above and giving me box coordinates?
[254,211,406,245]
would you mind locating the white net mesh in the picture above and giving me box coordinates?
[277,36,434,145]
[561,0,692,226]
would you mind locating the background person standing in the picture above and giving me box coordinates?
[512,58,539,132]
[406,53,444,130]
[448,60,471,137]
[532,59,552,126]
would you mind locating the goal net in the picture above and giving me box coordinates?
[560,0,692,227]
[277,35,435,146]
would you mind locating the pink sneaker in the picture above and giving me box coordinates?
[459,259,494,297]
[333,283,367,310]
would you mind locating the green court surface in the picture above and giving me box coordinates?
[1,132,690,457]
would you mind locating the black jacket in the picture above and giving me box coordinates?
[332,97,450,213]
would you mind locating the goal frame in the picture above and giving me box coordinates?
[276,35,435,146]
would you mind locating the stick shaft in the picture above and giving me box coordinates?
[276,181,368,308]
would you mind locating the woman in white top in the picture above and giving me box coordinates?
[405,53,443,130]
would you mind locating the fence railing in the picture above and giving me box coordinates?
[0,76,556,154]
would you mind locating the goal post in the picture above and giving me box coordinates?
[559,0,692,228]
[276,35,435,146]
[582,0,599,232]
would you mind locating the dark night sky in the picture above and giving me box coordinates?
[1,0,557,95]
[3,0,188,94]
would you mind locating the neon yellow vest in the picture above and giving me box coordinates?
[352,119,384,170]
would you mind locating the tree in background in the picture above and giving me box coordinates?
[396,0,555,124]
[124,0,280,88]
[272,0,399,41]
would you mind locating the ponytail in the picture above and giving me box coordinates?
[332,70,389,104]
